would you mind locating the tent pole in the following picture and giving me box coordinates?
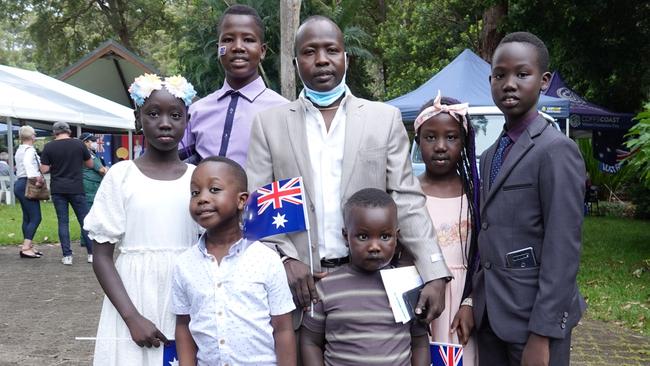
[6,117,15,205]
[565,118,570,137]
[76,125,81,137]
[128,130,133,160]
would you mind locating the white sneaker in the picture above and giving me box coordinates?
[87,254,93,263]
[62,256,73,265]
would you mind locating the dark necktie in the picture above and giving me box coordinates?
[489,134,513,187]
[218,90,240,157]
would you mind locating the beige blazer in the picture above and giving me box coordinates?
[246,94,451,282]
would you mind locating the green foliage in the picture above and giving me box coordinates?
[0,1,36,69]
[505,0,650,113]
[627,181,650,220]
[579,217,650,334]
[375,0,485,100]
[576,138,633,200]
[625,103,650,187]
[12,0,185,76]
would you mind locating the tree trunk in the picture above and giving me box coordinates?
[280,0,301,100]
[479,2,507,63]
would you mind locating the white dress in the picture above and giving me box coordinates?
[84,161,200,366]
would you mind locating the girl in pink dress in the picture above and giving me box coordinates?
[414,91,480,366]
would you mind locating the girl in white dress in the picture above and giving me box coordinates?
[414,91,480,366]
[84,74,200,366]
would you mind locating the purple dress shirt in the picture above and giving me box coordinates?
[503,111,540,159]
[179,77,288,168]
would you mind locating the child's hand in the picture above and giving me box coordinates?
[125,314,169,348]
[450,305,474,345]
[521,333,549,366]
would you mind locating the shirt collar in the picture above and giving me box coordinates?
[504,111,539,143]
[196,233,251,259]
[217,76,267,103]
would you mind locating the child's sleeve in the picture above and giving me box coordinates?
[83,163,127,244]
[300,283,326,334]
[171,259,191,315]
[266,254,296,316]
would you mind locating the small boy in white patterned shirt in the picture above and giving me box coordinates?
[172,156,296,366]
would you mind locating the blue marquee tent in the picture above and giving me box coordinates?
[386,49,570,121]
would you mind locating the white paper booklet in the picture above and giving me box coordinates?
[379,265,424,323]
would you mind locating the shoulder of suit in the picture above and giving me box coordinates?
[349,96,399,113]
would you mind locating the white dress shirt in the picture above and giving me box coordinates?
[301,90,350,259]
[171,236,295,366]
[14,144,40,178]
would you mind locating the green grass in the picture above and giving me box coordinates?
[0,202,81,245]
[579,217,650,334]
[0,205,648,332]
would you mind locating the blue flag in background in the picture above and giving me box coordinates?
[242,177,308,241]
[162,341,178,365]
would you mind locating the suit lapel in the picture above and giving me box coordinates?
[286,100,316,204]
[483,117,547,208]
[340,96,365,195]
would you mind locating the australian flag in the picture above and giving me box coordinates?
[430,342,463,366]
[242,177,308,241]
[162,341,179,365]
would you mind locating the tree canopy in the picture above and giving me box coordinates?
[1,0,648,112]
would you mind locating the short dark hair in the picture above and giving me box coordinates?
[343,188,396,223]
[294,15,342,55]
[497,31,549,72]
[197,156,248,191]
[217,4,265,42]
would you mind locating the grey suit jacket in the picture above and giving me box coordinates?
[473,115,587,343]
[246,94,451,282]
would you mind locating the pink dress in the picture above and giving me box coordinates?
[426,195,478,366]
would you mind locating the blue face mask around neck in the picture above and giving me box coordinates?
[296,53,348,107]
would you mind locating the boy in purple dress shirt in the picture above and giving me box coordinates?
[179,4,288,167]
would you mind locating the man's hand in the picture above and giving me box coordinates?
[450,304,474,345]
[283,259,325,309]
[521,333,550,366]
[414,278,446,324]
[124,313,169,348]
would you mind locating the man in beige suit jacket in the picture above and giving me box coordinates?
[246,16,451,324]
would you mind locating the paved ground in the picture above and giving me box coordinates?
[0,243,648,365]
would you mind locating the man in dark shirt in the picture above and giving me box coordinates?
[40,122,94,265]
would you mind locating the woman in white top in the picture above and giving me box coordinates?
[14,125,44,258]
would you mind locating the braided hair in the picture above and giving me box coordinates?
[415,96,480,299]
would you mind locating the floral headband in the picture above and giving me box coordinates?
[413,90,469,132]
[128,74,197,107]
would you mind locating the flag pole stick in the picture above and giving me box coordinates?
[299,177,315,317]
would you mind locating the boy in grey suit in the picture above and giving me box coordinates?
[472,32,586,365]
[246,16,451,326]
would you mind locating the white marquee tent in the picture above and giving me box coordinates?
[1,64,135,204]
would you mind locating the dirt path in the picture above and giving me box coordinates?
[0,243,648,365]
[1,244,100,366]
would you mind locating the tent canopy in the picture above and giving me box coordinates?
[58,40,158,108]
[0,64,134,131]
[387,49,570,121]
[544,72,635,131]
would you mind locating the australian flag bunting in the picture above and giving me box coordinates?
[162,341,179,365]
[242,177,308,241]
[430,342,463,366]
